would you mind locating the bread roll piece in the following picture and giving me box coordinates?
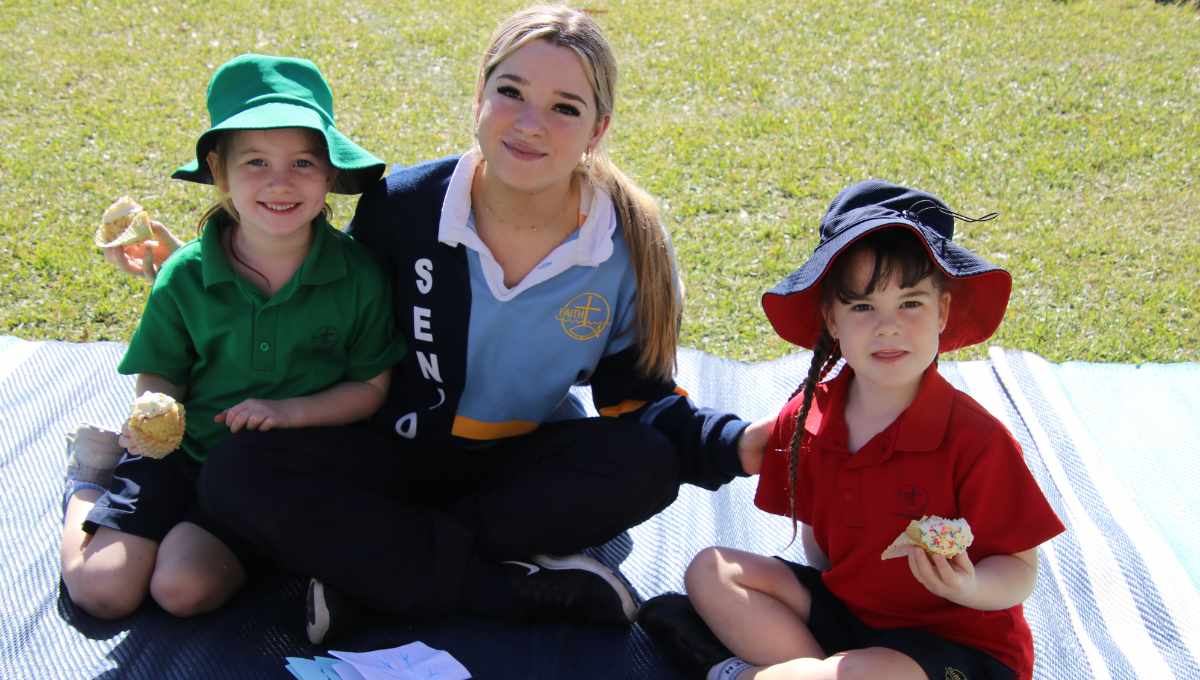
[95,196,153,248]
[123,392,186,458]
[881,515,973,560]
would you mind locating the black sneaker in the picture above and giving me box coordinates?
[501,553,638,625]
[305,578,363,646]
[638,593,733,675]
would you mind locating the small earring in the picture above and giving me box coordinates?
[582,148,594,171]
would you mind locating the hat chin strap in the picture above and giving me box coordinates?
[907,199,999,225]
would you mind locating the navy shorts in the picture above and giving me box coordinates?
[780,559,1015,680]
[83,449,260,568]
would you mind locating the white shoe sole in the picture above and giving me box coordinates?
[306,578,331,645]
[532,553,639,622]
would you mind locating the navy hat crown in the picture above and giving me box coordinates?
[820,180,955,244]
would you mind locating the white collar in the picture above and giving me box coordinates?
[437,149,617,301]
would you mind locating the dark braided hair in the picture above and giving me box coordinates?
[785,328,841,545]
[784,227,946,544]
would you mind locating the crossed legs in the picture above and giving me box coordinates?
[685,547,924,680]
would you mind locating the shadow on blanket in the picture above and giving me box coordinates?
[2,337,1197,679]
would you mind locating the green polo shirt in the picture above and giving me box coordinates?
[118,214,405,462]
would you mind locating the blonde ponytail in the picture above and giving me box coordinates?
[586,154,681,380]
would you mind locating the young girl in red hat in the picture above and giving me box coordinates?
[641,180,1065,680]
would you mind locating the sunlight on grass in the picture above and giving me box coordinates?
[1,0,1197,362]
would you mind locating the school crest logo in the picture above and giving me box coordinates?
[557,292,610,341]
[312,325,338,350]
[895,483,928,518]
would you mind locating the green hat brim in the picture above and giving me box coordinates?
[171,101,385,195]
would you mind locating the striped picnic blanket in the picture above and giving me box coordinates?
[1,336,1196,679]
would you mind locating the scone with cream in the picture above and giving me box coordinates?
[122,392,186,458]
[94,196,153,248]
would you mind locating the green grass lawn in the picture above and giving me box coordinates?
[1,0,1197,363]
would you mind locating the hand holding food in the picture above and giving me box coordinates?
[120,392,186,458]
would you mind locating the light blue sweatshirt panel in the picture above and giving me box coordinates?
[457,228,637,429]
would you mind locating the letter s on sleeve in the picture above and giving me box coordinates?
[415,258,433,295]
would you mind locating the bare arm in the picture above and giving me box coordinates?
[737,416,772,475]
[134,373,187,402]
[965,549,1039,610]
[215,370,391,433]
[908,546,1039,611]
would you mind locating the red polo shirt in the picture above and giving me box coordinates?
[755,363,1064,679]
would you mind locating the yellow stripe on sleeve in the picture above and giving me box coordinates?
[599,399,646,417]
[598,387,689,417]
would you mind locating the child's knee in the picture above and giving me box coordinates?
[61,538,155,619]
[149,567,227,617]
[64,572,146,620]
[685,546,731,594]
[828,648,925,680]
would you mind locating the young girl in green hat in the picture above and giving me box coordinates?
[61,53,404,620]
[640,181,1065,680]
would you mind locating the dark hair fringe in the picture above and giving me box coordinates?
[822,228,946,309]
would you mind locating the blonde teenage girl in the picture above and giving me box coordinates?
[199,5,773,645]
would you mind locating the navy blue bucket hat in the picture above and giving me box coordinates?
[762,180,1012,352]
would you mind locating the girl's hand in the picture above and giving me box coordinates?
[103,220,184,281]
[117,421,135,451]
[737,416,772,475]
[906,546,978,606]
[215,399,294,433]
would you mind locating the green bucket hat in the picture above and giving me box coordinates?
[172,53,385,195]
